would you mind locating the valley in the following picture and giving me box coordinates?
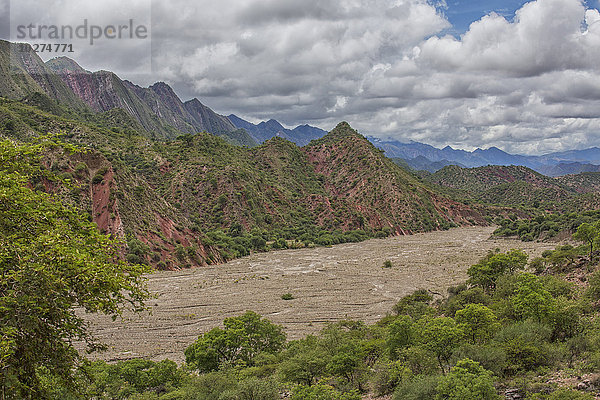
[83,226,556,363]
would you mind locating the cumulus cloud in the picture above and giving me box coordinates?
[7,0,152,75]
[148,0,449,119]
[6,0,600,154]
[334,0,600,153]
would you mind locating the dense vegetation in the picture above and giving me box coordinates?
[494,210,600,242]
[25,240,600,399]
[0,138,150,398]
[425,164,600,213]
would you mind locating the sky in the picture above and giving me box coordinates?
[4,0,600,154]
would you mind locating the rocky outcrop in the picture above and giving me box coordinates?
[45,56,238,139]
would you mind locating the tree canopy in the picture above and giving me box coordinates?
[185,311,286,372]
[0,138,150,398]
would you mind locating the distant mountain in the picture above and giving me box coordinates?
[539,147,600,165]
[368,138,543,169]
[45,56,249,143]
[392,156,465,173]
[368,137,600,176]
[537,162,600,177]
[0,42,252,145]
[228,114,327,146]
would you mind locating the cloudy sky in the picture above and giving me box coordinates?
[5,0,600,154]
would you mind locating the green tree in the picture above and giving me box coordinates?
[435,358,499,400]
[467,250,528,292]
[511,273,556,324]
[278,336,328,386]
[0,138,150,398]
[573,222,599,260]
[185,311,286,372]
[419,317,464,374]
[393,289,434,319]
[386,316,415,359]
[455,304,500,345]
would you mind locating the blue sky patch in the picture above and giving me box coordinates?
[441,0,600,35]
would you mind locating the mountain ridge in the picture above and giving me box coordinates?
[228,114,327,146]
[370,137,600,176]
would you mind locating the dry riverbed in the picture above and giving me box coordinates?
[84,226,557,363]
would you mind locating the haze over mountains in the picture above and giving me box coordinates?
[370,138,600,176]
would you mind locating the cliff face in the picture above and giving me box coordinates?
[0,41,87,110]
[45,56,239,140]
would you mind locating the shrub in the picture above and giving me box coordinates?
[185,311,286,372]
[493,321,553,374]
[393,289,435,319]
[451,344,507,376]
[291,383,360,400]
[372,359,411,396]
[281,293,294,300]
[393,375,440,400]
[218,378,279,400]
[92,173,104,184]
[435,358,500,400]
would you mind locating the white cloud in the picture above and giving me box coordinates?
[22,0,600,154]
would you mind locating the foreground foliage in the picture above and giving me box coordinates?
[33,242,600,399]
[0,138,150,398]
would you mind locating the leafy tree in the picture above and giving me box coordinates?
[278,336,328,386]
[0,138,150,398]
[573,222,598,260]
[83,359,183,398]
[419,317,464,374]
[185,311,286,372]
[326,343,363,387]
[467,250,528,292]
[435,358,499,400]
[386,316,415,359]
[444,286,491,317]
[455,304,500,345]
[393,289,434,319]
[511,273,556,324]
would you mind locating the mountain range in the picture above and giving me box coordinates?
[0,40,330,149]
[227,115,327,146]
[369,137,600,176]
[3,37,600,269]
[6,38,600,178]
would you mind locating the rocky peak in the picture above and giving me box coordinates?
[46,57,88,75]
